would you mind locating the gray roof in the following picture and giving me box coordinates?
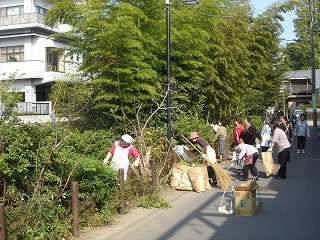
[284,69,320,80]
[284,69,320,88]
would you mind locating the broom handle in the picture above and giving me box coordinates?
[182,135,204,155]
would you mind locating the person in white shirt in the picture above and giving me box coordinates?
[104,134,140,181]
[261,120,272,152]
[232,141,259,181]
[210,121,220,135]
[269,120,291,179]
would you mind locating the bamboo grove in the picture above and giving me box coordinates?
[46,0,300,125]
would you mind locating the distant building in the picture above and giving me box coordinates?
[0,0,76,119]
[283,69,320,115]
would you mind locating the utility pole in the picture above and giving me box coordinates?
[309,0,317,128]
[166,0,171,142]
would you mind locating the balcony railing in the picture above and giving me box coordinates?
[283,84,312,95]
[0,13,46,27]
[16,101,52,115]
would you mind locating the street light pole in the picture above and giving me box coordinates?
[309,0,317,128]
[282,89,285,116]
[166,0,171,142]
[165,0,199,143]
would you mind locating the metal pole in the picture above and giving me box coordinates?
[119,168,125,215]
[283,90,285,116]
[166,0,171,142]
[72,182,80,238]
[309,0,317,128]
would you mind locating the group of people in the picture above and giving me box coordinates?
[101,113,310,183]
[230,114,310,181]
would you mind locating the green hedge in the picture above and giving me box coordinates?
[0,124,118,239]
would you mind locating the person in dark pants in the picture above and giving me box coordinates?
[268,120,291,179]
[232,141,259,181]
[294,114,310,154]
[279,116,292,162]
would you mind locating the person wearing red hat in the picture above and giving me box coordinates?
[188,132,217,163]
[188,132,217,186]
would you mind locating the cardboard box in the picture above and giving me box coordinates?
[234,186,256,216]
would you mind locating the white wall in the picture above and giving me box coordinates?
[24,0,34,13]
[0,37,24,47]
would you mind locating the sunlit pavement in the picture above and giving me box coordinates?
[79,129,320,240]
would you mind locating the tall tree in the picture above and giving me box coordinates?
[285,0,320,69]
[46,0,288,123]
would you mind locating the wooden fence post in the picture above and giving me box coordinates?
[119,169,125,215]
[2,177,6,204]
[72,182,80,238]
[0,203,6,240]
[223,137,228,162]
[152,159,157,193]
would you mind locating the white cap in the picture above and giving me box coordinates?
[121,134,134,144]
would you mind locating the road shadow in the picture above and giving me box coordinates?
[155,130,320,240]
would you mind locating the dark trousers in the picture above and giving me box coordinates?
[297,136,306,150]
[278,148,290,178]
[243,152,258,179]
[207,166,216,186]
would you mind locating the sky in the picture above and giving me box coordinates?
[250,0,297,45]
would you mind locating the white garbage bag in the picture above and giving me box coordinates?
[173,145,192,162]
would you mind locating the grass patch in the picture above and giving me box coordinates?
[138,194,172,209]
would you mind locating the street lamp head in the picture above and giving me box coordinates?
[182,0,199,4]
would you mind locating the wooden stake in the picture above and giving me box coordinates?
[119,169,125,215]
[2,177,6,204]
[0,203,6,240]
[223,137,228,162]
[152,159,157,193]
[72,182,80,238]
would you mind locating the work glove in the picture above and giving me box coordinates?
[256,144,260,149]
[133,159,139,167]
[267,148,272,152]
[184,145,190,151]
[202,154,207,159]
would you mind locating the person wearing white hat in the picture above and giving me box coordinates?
[104,134,140,181]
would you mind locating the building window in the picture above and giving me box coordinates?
[0,46,24,63]
[0,6,24,16]
[36,6,48,16]
[46,48,65,72]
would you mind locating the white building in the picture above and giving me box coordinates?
[0,0,75,118]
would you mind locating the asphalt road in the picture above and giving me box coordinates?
[79,130,320,240]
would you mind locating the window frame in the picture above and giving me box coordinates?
[46,47,65,73]
[36,5,48,16]
[0,5,24,16]
[0,46,24,63]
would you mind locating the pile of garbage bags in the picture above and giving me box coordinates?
[170,163,211,193]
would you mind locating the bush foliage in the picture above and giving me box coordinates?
[0,124,119,239]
